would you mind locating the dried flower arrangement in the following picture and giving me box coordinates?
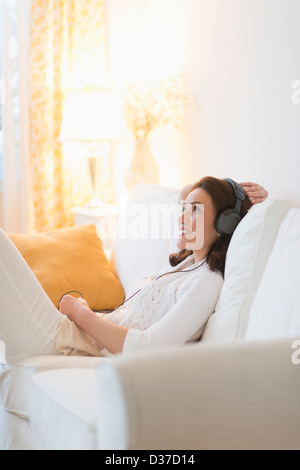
[122,76,190,140]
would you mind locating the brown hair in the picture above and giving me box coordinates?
[169,177,251,276]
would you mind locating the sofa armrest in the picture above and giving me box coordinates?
[97,339,300,450]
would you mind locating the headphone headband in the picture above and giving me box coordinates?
[224,178,246,204]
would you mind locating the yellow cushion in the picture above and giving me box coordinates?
[9,224,125,311]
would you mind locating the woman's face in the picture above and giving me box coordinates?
[177,188,219,258]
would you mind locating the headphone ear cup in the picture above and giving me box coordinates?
[215,209,242,236]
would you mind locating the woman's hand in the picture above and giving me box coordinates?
[58,295,91,325]
[59,294,128,354]
[240,182,268,205]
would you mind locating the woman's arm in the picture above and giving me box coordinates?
[179,181,268,205]
[59,296,128,354]
[59,269,223,355]
[122,271,223,354]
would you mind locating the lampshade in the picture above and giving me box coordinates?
[59,91,127,142]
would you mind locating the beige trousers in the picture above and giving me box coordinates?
[0,228,104,364]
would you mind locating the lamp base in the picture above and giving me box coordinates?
[87,143,114,206]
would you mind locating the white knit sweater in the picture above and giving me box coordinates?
[99,254,224,355]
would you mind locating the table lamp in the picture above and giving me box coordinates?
[59,90,126,207]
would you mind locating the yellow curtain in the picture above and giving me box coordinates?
[29,0,107,232]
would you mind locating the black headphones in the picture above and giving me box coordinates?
[214,178,246,236]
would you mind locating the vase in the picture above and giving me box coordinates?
[125,138,160,190]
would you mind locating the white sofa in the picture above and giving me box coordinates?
[1,184,300,450]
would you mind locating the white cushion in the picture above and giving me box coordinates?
[112,184,179,294]
[202,199,299,342]
[29,368,97,450]
[0,355,104,419]
[246,208,300,340]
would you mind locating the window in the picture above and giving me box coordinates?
[0,9,3,185]
[0,0,30,231]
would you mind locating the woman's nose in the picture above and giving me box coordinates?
[177,210,184,224]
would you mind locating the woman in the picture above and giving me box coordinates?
[0,177,263,362]
[58,177,255,356]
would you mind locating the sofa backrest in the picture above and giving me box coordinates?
[201,199,300,343]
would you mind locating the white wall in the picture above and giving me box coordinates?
[187,0,300,200]
[107,0,300,200]
[105,0,193,194]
